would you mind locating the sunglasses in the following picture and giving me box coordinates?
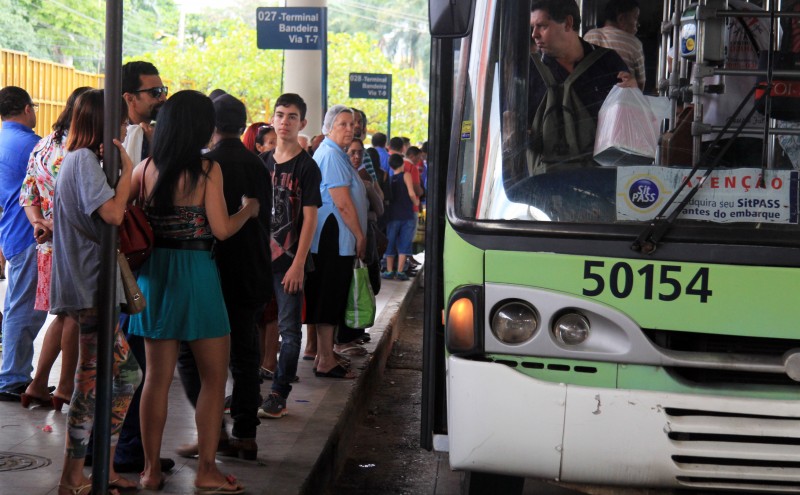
[348,149,364,156]
[134,86,169,98]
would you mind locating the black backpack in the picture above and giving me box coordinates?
[530,46,608,170]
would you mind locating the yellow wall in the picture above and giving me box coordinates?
[1,49,104,137]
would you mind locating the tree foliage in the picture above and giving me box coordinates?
[327,32,427,143]
[135,17,284,124]
[0,0,430,142]
[136,20,428,143]
[0,0,178,71]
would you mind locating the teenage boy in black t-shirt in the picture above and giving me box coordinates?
[258,93,322,419]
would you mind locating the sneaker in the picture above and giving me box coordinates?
[381,271,396,280]
[395,272,410,281]
[258,393,288,419]
[224,394,232,414]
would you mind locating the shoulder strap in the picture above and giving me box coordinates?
[565,45,609,86]
[530,53,556,87]
[736,17,761,56]
[139,157,151,205]
[561,46,608,159]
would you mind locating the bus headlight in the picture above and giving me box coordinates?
[552,312,590,346]
[491,301,538,344]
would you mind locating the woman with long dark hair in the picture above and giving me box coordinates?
[50,89,141,494]
[128,90,257,493]
[20,86,91,411]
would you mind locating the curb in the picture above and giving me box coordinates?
[299,270,423,495]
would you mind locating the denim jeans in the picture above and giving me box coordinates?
[272,269,303,399]
[0,243,47,392]
[177,299,263,439]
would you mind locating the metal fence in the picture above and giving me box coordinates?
[1,48,105,136]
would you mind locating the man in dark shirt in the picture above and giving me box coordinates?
[176,92,272,459]
[528,0,634,169]
[258,93,321,420]
[529,0,633,119]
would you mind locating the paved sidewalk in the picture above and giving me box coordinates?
[0,259,422,495]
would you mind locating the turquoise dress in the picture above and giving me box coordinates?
[128,205,230,341]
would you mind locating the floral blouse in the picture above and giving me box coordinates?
[19,131,68,255]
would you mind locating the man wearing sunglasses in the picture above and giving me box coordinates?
[85,60,175,474]
[121,61,167,163]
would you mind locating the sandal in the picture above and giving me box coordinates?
[314,364,356,379]
[334,343,368,356]
[58,483,92,495]
[194,474,244,494]
[20,392,53,409]
[259,367,274,380]
[109,477,138,492]
[139,472,165,491]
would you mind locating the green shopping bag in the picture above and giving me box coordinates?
[345,259,376,328]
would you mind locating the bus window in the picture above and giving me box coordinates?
[451,0,800,238]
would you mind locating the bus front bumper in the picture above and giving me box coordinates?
[447,355,800,491]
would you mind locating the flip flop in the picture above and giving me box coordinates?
[194,474,244,494]
[334,343,368,356]
[302,354,316,361]
[139,472,166,491]
[314,364,355,379]
[109,477,138,492]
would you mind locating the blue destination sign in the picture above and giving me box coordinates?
[256,7,325,50]
[349,73,392,99]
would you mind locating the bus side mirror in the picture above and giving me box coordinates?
[429,0,475,38]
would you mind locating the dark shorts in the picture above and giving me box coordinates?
[305,216,355,326]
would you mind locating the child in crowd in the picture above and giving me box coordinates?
[381,154,418,281]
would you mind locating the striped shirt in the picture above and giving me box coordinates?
[584,26,645,90]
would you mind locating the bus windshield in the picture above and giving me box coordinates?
[453,1,800,236]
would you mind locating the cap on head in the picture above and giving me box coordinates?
[212,93,246,134]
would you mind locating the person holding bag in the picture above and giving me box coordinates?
[306,105,368,379]
[127,90,256,494]
[19,86,91,411]
[49,89,141,494]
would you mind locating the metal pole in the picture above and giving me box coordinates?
[321,6,328,113]
[93,1,123,493]
[387,75,392,139]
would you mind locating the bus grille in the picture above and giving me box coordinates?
[644,329,800,388]
[666,408,800,492]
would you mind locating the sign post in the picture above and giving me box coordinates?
[257,7,328,116]
[349,72,393,138]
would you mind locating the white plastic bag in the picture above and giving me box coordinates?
[594,86,661,166]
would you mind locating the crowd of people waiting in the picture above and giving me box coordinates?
[0,59,427,494]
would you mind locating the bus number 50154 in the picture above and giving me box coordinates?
[583,261,713,303]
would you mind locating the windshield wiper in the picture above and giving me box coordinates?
[631,86,759,255]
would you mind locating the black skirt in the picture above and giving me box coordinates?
[305,215,355,325]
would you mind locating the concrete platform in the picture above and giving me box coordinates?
[0,260,422,495]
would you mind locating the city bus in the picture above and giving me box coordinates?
[422,0,800,493]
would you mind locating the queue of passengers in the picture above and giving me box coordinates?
[0,56,425,493]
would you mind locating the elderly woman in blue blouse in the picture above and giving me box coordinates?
[306,105,368,379]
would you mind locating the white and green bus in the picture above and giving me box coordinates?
[422,0,800,493]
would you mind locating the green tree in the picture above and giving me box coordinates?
[327,32,428,143]
[0,0,40,56]
[135,17,284,124]
[0,0,178,72]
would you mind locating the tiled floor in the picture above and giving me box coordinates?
[0,262,420,495]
